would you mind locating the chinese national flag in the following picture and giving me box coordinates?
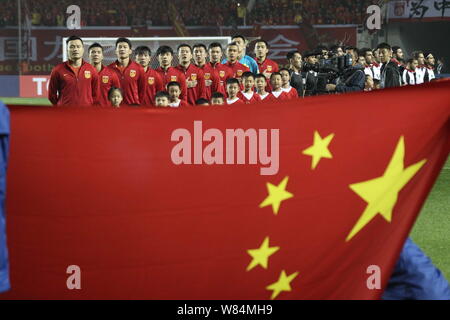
[1,81,449,300]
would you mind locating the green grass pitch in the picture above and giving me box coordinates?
[1,96,449,281]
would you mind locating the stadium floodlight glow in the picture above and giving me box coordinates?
[62,37,232,68]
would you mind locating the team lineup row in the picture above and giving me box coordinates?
[49,33,441,107]
[49,34,293,107]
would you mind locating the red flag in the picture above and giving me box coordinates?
[1,81,449,299]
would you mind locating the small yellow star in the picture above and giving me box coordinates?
[346,136,426,241]
[266,270,299,300]
[259,176,294,215]
[246,237,280,271]
[302,131,335,170]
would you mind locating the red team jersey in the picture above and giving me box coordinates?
[196,63,224,100]
[155,66,188,102]
[238,91,262,104]
[266,90,289,101]
[226,97,244,105]
[96,65,121,106]
[257,57,279,91]
[257,58,279,75]
[224,61,250,81]
[210,62,233,87]
[282,86,299,100]
[108,60,146,105]
[175,64,207,105]
[141,68,165,106]
[48,60,100,106]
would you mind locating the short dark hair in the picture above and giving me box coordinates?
[286,50,301,60]
[232,34,247,43]
[211,92,225,99]
[316,44,328,52]
[108,86,123,99]
[255,39,269,48]
[66,35,83,45]
[407,58,418,64]
[115,37,132,49]
[167,81,181,89]
[359,48,372,57]
[156,45,174,56]
[329,44,343,53]
[279,67,290,74]
[270,72,282,80]
[377,43,391,50]
[226,42,239,49]
[392,46,401,54]
[155,91,170,99]
[255,73,267,81]
[208,42,223,51]
[195,98,210,105]
[242,71,254,79]
[226,78,240,86]
[413,50,424,59]
[193,43,207,52]
[177,43,192,53]
[88,42,103,52]
[135,46,151,56]
[345,46,357,52]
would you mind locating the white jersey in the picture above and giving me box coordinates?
[364,63,381,81]
[402,69,417,85]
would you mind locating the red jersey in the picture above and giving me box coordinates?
[108,60,146,105]
[282,86,299,100]
[224,61,250,81]
[196,63,224,100]
[48,60,100,106]
[256,57,279,75]
[238,91,262,104]
[257,57,279,91]
[226,97,244,105]
[175,64,206,105]
[169,100,191,108]
[209,62,233,88]
[266,90,289,101]
[140,68,164,106]
[155,66,188,102]
[96,65,121,106]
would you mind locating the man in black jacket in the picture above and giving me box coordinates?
[378,43,402,89]
[286,50,304,97]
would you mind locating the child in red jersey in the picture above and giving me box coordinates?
[238,72,261,104]
[268,72,289,101]
[168,81,190,108]
[108,86,124,108]
[255,73,271,101]
[280,68,299,99]
[155,91,170,107]
[225,78,244,105]
[211,92,225,105]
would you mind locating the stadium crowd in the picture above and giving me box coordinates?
[2,0,373,27]
[48,34,442,107]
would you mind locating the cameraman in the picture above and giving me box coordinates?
[325,49,365,93]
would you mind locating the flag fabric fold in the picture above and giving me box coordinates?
[1,81,449,299]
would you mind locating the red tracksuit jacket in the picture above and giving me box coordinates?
[141,67,165,106]
[210,62,233,87]
[196,63,224,100]
[97,65,121,106]
[155,66,188,102]
[108,60,146,105]
[175,64,206,105]
[48,60,100,106]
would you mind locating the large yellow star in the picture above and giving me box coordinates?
[346,136,427,242]
[246,237,280,271]
[302,131,335,170]
[259,176,294,215]
[266,270,299,300]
